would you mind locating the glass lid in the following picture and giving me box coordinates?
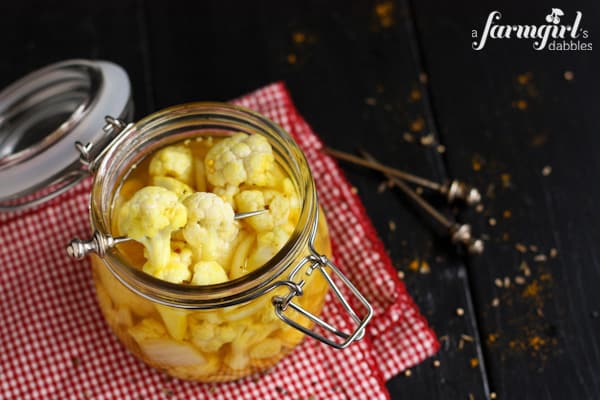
[0,59,132,211]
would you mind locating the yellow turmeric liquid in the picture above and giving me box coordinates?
[92,136,332,382]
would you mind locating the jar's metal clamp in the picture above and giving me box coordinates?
[75,116,132,172]
[271,214,373,349]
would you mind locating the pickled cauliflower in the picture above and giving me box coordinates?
[191,261,229,285]
[118,186,187,269]
[142,241,193,284]
[205,133,274,187]
[98,134,330,383]
[151,176,194,199]
[235,190,292,233]
[149,145,194,186]
[182,192,239,265]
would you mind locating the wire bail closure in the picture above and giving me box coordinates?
[75,116,131,173]
[271,213,374,349]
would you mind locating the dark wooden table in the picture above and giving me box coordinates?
[2,1,599,399]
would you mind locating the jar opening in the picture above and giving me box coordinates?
[90,103,318,309]
[0,61,101,170]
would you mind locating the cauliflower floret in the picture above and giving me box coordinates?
[191,261,229,285]
[151,176,194,199]
[128,318,167,343]
[189,320,239,353]
[247,229,292,270]
[149,145,194,186]
[205,133,274,187]
[118,186,187,269]
[182,192,239,265]
[142,241,193,284]
[235,189,291,233]
[213,184,239,207]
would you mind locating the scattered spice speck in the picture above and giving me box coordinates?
[529,244,539,252]
[523,280,541,298]
[419,72,428,84]
[377,181,387,193]
[490,392,497,399]
[410,116,425,132]
[365,97,377,106]
[531,134,548,147]
[404,369,412,377]
[461,334,474,342]
[491,298,500,307]
[475,204,484,213]
[515,275,526,285]
[420,133,435,146]
[517,72,532,85]
[503,210,512,219]
[514,99,528,110]
[504,276,511,288]
[409,88,422,102]
[287,53,297,64]
[350,186,359,194]
[515,243,527,253]
[408,258,430,274]
[529,336,547,352]
[534,254,548,262]
[472,154,484,171]
[468,393,475,400]
[388,220,396,231]
[542,165,552,176]
[488,333,499,344]
[403,132,415,143]
[488,217,497,227]
[456,307,465,317]
[433,360,441,368]
[275,386,288,395]
[500,173,511,188]
[564,70,574,81]
[437,144,446,154]
[494,278,503,288]
[550,248,558,258]
[292,31,306,44]
[397,270,405,279]
[415,186,424,195]
[470,358,479,368]
[374,0,395,28]
[408,259,420,271]
[520,260,532,277]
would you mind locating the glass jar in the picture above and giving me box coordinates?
[68,103,373,382]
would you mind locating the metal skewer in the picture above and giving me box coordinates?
[358,150,484,255]
[67,209,269,260]
[323,147,481,206]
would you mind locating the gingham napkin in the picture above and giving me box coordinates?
[0,82,438,400]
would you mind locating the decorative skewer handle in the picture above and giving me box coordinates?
[67,209,268,260]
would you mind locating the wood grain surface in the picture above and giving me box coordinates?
[1,1,598,399]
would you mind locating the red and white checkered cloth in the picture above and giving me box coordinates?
[0,82,438,400]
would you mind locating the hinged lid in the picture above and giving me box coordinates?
[0,59,132,211]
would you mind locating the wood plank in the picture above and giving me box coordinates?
[411,1,600,398]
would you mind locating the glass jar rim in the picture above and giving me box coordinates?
[90,102,319,309]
